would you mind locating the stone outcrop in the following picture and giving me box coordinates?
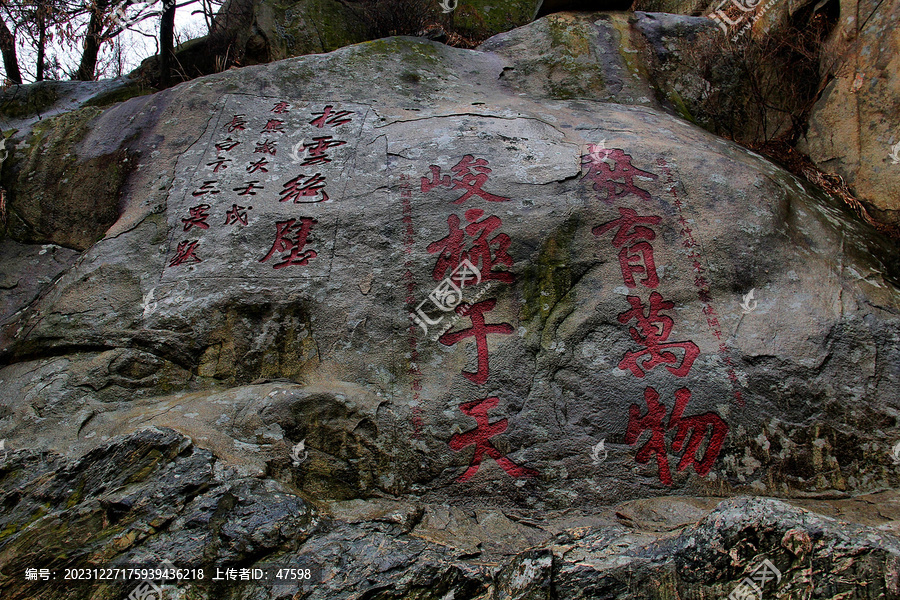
[633,0,900,232]
[799,0,900,230]
[2,428,900,598]
[0,12,898,600]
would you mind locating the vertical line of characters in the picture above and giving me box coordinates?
[419,155,537,482]
[586,144,729,486]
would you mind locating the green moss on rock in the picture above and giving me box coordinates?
[82,82,154,108]
[520,215,581,325]
[0,83,60,119]
[450,0,541,40]
[264,0,370,59]
[2,106,135,250]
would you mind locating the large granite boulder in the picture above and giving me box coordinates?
[631,0,900,232]
[178,0,546,74]
[0,16,898,600]
[799,0,900,231]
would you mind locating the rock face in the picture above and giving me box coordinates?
[0,14,899,600]
[634,0,900,231]
[800,0,900,230]
[3,429,900,598]
[193,0,544,72]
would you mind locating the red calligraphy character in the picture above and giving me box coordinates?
[582,146,658,203]
[618,242,659,288]
[626,387,728,486]
[421,165,451,193]
[421,155,510,203]
[224,114,247,133]
[224,204,252,226]
[254,139,277,155]
[309,105,353,128]
[215,137,240,153]
[427,215,464,279]
[191,181,221,197]
[169,240,202,267]
[593,207,661,247]
[300,136,346,166]
[667,388,728,478]
[271,101,290,113]
[182,203,210,231]
[427,210,514,284]
[247,158,269,174]
[233,181,264,196]
[280,173,329,203]
[625,386,672,484]
[449,397,539,482]
[593,208,662,288]
[461,209,513,283]
[262,119,285,133]
[448,155,510,203]
[438,298,513,385]
[617,292,700,377]
[206,158,231,173]
[259,218,318,269]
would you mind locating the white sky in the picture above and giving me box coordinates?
[12,2,210,82]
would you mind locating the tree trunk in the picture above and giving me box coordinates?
[0,15,21,84]
[36,9,45,81]
[76,0,110,81]
[159,0,175,87]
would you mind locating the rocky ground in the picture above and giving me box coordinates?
[4,428,900,598]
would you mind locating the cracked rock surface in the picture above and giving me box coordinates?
[0,15,899,600]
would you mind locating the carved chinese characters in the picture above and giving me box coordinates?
[658,158,745,406]
[163,95,369,280]
[587,144,729,486]
[437,298,513,386]
[624,387,727,485]
[449,398,538,482]
[417,154,536,482]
